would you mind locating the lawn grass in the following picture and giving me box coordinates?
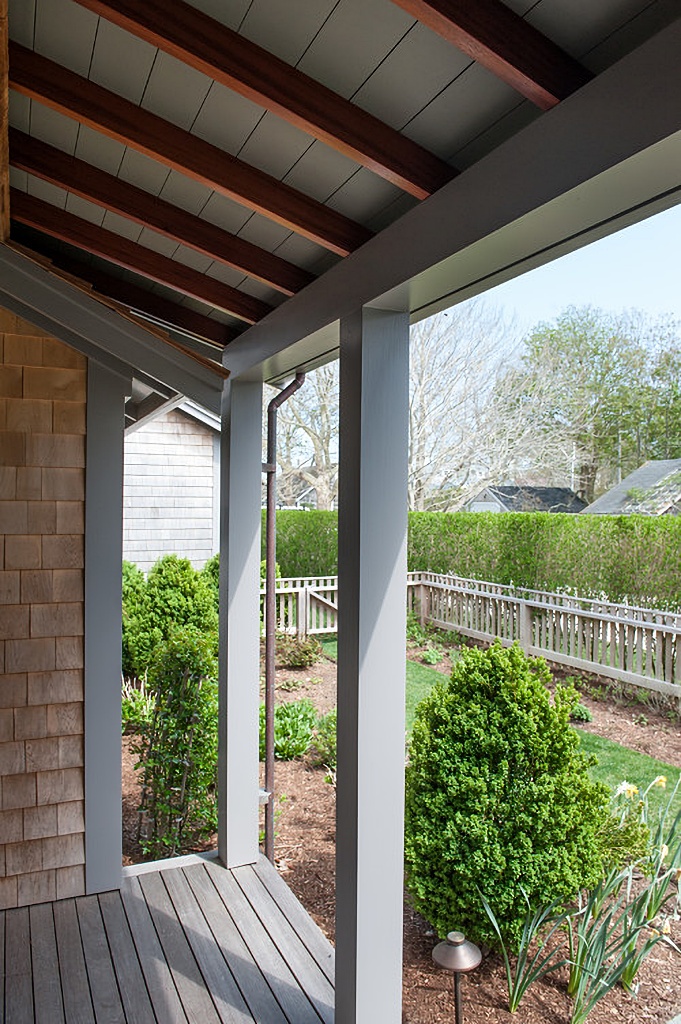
[575,728,681,822]
[320,636,681,816]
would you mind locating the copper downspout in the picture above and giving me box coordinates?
[264,371,305,862]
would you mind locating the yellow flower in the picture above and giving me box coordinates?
[653,775,667,789]
[661,844,670,862]
[615,780,639,800]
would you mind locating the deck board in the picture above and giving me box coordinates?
[1,858,335,1023]
[99,891,156,1024]
[5,907,33,1024]
[203,863,325,1024]
[77,896,127,1022]
[120,877,189,1024]
[29,903,65,1024]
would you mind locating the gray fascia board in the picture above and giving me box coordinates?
[0,245,222,414]
[222,18,681,382]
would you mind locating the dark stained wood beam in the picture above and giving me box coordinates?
[0,0,9,240]
[10,188,273,324]
[73,0,454,199]
[390,0,592,110]
[9,42,372,256]
[41,253,237,346]
[9,129,312,296]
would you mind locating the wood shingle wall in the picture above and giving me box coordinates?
[0,308,86,908]
[124,408,217,572]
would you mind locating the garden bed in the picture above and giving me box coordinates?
[122,646,681,1023]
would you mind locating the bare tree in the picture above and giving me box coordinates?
[408,301,522,509]
[267,362,339,510]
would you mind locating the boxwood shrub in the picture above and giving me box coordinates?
[404,643,615,948]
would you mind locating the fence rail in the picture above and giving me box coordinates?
[264,573,681,701]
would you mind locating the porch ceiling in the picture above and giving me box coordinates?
[3,0,681,383]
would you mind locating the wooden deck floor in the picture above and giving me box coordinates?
[0,855,335,1023]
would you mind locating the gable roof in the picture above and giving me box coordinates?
[583,460,681,515]
[486,485,587,513]
[2,2,680,387]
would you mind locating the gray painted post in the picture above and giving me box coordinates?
[336,307,409,1024]
[85,360,131,894]
[518,601,533,651]
[218,379,263,868]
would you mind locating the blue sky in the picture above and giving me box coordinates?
[483,203,681,336]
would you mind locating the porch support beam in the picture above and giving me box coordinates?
[85,359,132,893]
[0,0,8,240]
[218,378,263,868]
[336,307,409,1023]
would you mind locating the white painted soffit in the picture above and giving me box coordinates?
[222,17,681,383]
[0,244,223,413]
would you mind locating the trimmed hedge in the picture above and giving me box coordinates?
[267,510,681,610]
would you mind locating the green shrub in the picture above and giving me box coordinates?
[266,510,338,577]
[122,560,146,679]
[124,555,218,679]
[134,626,218,857]
[312,708,337,770]
[404,643,615,948]
[275,633,322,668]
[268,510,681,610]
[121,677,155,734]
[570,702,594,723]
[259,698,317,760]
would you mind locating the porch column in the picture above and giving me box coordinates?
[336,307,409,1023]
[218,378,263,868]
[85,360,131,893]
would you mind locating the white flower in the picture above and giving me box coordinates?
[615,780,639,800]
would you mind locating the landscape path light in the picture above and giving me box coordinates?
[432,930,482,1024]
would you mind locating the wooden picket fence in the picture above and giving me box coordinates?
[264,573,681,701]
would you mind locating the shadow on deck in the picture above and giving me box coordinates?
[1,854,335,1023]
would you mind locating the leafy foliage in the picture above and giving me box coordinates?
[269,509,681,610]
[404,643,616,948]
[275,632,322,668]
[134,626,218,858]
[121,677,155,734]
[312,708,337,772]
[259,698,318,760]
[266,510,338,577]
[122,560,146,679]
[123,555,218,679]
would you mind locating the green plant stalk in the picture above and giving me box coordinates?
[480,891,569,1012]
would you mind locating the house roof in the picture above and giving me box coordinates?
[583,460,681,515]
[484,485,587,513]
[1,2,680,389]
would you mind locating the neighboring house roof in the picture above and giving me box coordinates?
[468,486,588,513]
[583,460,681,515]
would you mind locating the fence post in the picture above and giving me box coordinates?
[296,587,309,637]
[419,582,429,628]
[518,600,533,652]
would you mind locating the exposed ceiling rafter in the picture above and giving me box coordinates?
[73,0,455,199]
[0,0,8,240]
[390,0,592,109]
[9,129,312,296]
[9,42,372,256]
[11,188,273,324]
[36,251,236,346]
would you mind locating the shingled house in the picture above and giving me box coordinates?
[583,459,681,515]
[465,485,587,513]
[1,2,680,1020]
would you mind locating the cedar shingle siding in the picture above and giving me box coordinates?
[0,309,86,909]
[123,408,218,572]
